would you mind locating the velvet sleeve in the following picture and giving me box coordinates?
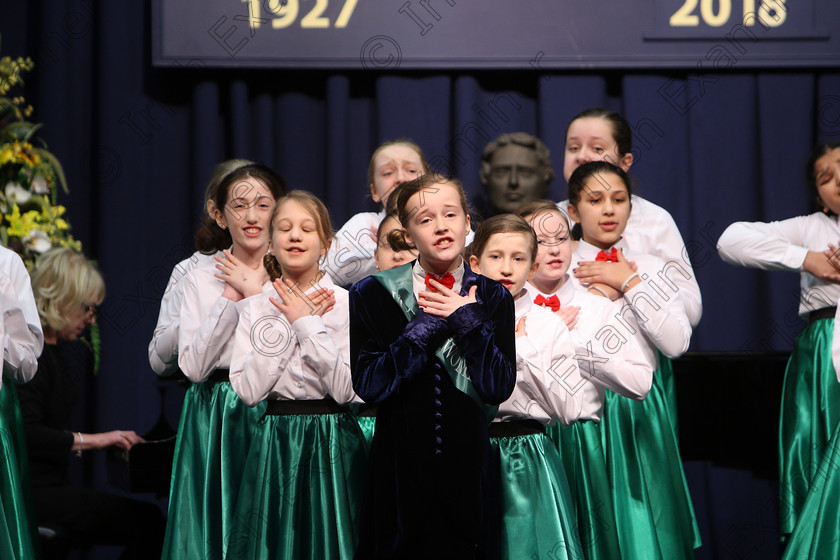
[447,280,516,405]
[350,279,450,404]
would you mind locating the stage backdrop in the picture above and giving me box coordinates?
[4,1,840,559]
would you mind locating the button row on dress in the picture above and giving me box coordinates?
[433,372,443,457]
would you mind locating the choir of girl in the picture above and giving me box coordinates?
[146,125,709,560]
[22,111,837,560]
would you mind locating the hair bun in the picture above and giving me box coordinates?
[387,228,413,252]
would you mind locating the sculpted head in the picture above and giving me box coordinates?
[479,132,556,214]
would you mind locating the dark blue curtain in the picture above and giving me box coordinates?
[5,1,840,558]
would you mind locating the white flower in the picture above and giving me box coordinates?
[23,229,51,253]
[31,173,49,194]
[5,182,31,204]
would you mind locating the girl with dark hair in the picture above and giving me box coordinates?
[567,161,698,560]
[718,142,840,542]
[161,164,286,560]
[350,174,516,559]
[148,158,255,376]
[558,108,703,436]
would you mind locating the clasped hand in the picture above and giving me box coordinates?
[573,249,637,301]
[215,250,269,301]
[269,278,336,323]
[418,279,477,319]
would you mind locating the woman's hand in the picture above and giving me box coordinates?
[215,250,269,300]
[418,281,477,319]
[75,430,144,454]
[269,278,335,324]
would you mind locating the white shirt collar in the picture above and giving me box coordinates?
[575,237,629,261]
[524,277,577,307]
[513,288,533,320]
[412,258,465,293]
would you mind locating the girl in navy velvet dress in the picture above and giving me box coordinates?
[350,174,516,560]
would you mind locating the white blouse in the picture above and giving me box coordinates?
[525,278,653,420]
[324,210,383,288]
[0,246,43,386]
[717,212,840,317]
[718,212,840,382]
[570,239,693,368]
[148,251,217,376]
[493,293,584,426]
[559,195,702,327]
[177,253,251,382]
[230,273,358,406]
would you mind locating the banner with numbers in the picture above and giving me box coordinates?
[152,0,838,69]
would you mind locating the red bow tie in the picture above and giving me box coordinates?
[424,272,456,292]
[534,294,561,312]
[595,248,619,263]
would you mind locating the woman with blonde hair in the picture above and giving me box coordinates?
[18,247,165,560]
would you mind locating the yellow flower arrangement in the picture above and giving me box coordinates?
[1,39,77,272]
[0,39,98,370]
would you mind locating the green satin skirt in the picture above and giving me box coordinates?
[549,421,622,560]
[0,381,40,560]
[659,352,679,437]
[781,419,840,560]
[225,410,367,560]
[491,432,583,560]
[161,379,266,560]
[779,318,840,539]
[356,415,376,449]
[601,355,701,560]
